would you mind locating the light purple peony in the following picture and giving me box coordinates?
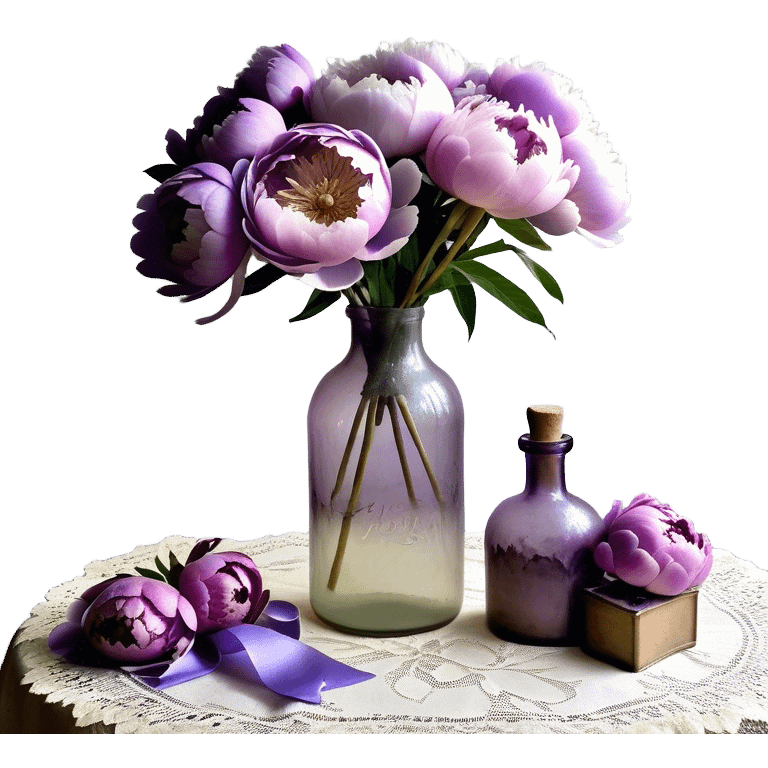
[241,123,421,290]
[426,97,579,220]
[487,59,586,138]
[388,37,489,93]
[529,127,630,246]
[131,161,253,323]
[311,46,454,158]
[235,44,316,113]
[594,494,713,596]
[179,551,268,633]
[81,577,197,664]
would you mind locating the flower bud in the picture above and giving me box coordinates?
[179,552,266,632]
[81,577,197,664]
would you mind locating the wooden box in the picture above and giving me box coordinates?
[581,579,698,672]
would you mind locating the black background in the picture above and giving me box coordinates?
[5,22,768,648]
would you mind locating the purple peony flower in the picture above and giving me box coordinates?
[388,37,489,92]
[179,551,268,632]
[81,577,197,664]
[487,59,586,139]
[166,92,285,171]
[310,46,454,158]
[529,127,630,246]
[426,97,579,220]
[451,64,489,105]
[241,123,421,290]
[131,161,253,323]
[197,98,286,171]
[235,44,316,113]
[594,494,713,596]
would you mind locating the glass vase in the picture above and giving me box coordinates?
[308,306,464,636]
[484,434,605,645]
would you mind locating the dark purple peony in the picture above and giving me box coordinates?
[81,576,197,664]
[235,44,316,113]
[131,161,253,323]
[179,551,268,632]
[166,92,285,171]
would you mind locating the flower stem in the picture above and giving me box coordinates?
[409,206,487,304]
[327,396,379,591]
[343,288,363,307]
[387,396,418,508]
[399,200,470,308]
[330,395,370,507]
[396,395,446,510]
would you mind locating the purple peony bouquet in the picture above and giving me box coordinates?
[131,40,630,330]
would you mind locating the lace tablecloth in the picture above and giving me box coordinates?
[2,534,767,734]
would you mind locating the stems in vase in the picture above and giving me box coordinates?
[396,395,446,510]
[330,395,370,506]
[326,390,446,591]
[327,395,380,591]
[387,396,419,508]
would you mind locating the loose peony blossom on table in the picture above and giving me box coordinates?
[594,494,713,596]
[80,577,198,664]
[179,551,269,632]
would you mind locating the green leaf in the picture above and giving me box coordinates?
[456,239,522,262]
[447,268,477,340]
[362,260,396,306]
[144,164,180,183]
[289,289,341,322]
[167,552,184,589]
[518,253,564,303]
[135,567,166,582]
[154,556,171,580]
[393,231,421,274]
[241,263,285,296]
[493,218,551,250]
[453,260,549,331]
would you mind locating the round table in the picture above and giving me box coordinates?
[2,534,767,734]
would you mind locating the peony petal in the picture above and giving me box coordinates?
[645,561,691,596]
[355,205,418,262]
[389,158,422,209]
[615,547,660,587]
[196,252,251,325]
[528,199,581,236]
[593,541,614,574]
[299,260,364,290]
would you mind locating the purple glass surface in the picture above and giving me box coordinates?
[308,307,464,636]
[484,434,605,645]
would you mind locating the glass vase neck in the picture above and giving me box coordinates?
[345,306,427,398]
[519,434,573,496]
[346,305,425,351]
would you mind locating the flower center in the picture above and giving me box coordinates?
[274,145,369,226]
[495,115,547,163]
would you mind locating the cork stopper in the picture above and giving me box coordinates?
[527,405,564,442]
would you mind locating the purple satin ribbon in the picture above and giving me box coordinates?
[49,599,374,704]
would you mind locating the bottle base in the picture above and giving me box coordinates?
[486,618,580,647]
[312,594,461,637]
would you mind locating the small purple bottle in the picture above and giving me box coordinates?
[485,406,605,645]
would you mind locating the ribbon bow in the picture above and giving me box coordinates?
[49,598,373,704]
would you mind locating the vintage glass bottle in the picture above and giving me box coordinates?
[484,407,605,645]
[308,306,464,636]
